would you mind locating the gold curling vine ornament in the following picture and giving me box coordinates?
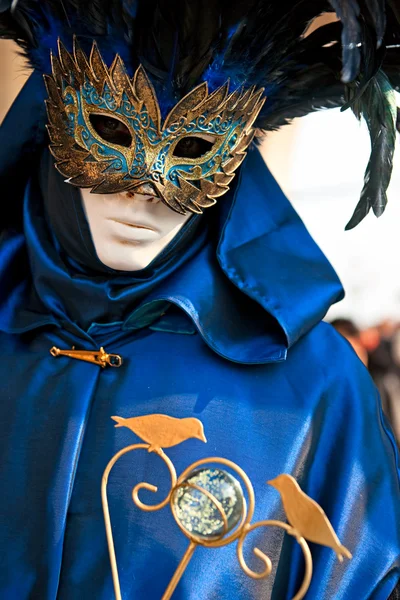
[101,413,352,600]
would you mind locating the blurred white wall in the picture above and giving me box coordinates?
[262,108,400,327]
[0,40,29,123]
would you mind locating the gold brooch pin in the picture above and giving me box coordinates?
[102,413,351,600]
[50,346,123,368]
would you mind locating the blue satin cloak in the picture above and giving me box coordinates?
[0,126,398,597]
[0,316,399,599]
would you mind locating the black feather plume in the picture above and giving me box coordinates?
[345,69,397,229]
[1,0,400,228]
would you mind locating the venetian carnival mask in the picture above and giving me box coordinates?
[44,39,265,215]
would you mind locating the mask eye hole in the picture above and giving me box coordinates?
[173,135,215,159]
[89,114,132,147]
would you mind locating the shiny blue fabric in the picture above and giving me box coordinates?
[0,82,399,598]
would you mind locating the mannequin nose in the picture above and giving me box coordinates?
[121,179,161,203]
[121,191,160,204]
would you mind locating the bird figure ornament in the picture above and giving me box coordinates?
[111,414,207,453]
[268,474,352,562]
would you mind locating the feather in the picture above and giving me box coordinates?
[345,70,397,229]
[366,0,387,45]
[328,0,362,82]
[0,0,12,11]
[328,0,387,80]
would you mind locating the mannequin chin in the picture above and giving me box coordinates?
[80,189,191,271]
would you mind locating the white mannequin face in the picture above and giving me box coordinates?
[80,189,191,271]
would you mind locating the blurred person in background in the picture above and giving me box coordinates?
[363,321,400,444]
[333,318,400,444]
[331,318,368,366]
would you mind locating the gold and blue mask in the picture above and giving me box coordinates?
[45,39,265,215]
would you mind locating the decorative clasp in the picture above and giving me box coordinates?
[50,346,123,368]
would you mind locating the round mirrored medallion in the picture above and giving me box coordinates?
[172,467,244,540]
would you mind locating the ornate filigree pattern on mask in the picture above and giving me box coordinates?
[44,39,265,214]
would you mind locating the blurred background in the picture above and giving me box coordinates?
[1,26,400,441]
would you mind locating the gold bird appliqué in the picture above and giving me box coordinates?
[111,414,207,452]
[268,474,352,561]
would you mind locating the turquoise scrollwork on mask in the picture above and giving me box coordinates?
[45,39,265,214]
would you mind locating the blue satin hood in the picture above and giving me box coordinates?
[0,76,343,363]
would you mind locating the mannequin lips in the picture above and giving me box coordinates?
[108,219,160,242]
[109,218,158,232]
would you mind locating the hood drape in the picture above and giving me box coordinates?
[0,77,343,363]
